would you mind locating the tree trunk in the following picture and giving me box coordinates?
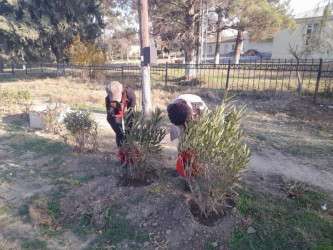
[55,49,65,75]
[234,29,244,64]
[184,44,196,79]
[0,60,3,73]
[110,50,114,62]
[184,46,196,78]
[296,61,303,95]
[196,9,201,65]
[184,0,197,78]
[214,9,223,65]
[138,0,152,116]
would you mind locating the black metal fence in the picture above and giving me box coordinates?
[1,59,332,104]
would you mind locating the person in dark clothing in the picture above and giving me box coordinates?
[105,81,136,148]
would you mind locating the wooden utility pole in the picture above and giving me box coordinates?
[138,0,152,116]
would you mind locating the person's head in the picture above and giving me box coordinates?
[105,81,123,103]
[167,100,192,125]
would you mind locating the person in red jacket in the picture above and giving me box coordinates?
[105,81,136,148]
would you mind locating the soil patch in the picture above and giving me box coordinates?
[117,176,151,187]
[116,170,159,187]
[187,198,236,227]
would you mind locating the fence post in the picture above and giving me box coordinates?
[63,61,65,76]
[40,61,43,76]
[89,63,92,81]
[12,63,14,75]
[26,64,28,75]
[165,62,168,86]
[314,58,323,103]
[121,65,124,83]
[226,59,231,89]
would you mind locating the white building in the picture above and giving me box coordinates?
[243,37,273,55]
[272,7,333,59]
[204,34,273,56]
[205,36,237,56]
[129,45,141,57]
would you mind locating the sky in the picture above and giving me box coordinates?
[289,0,325,15]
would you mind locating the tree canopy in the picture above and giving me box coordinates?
[0,0,105,63]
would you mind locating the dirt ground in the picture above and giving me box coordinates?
[0,90,333,249]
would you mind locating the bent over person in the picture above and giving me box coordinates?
[105,81,136,148]
[167,94,207,141]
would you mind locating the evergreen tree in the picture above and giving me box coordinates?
[0,0,105,64]
[231,0,295,63]
[149,0,208,77]
[0,0,40,63]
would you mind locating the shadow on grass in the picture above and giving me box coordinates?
[1,113,68,157]
[0,72,59,83]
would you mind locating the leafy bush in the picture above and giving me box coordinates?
[120,108,166,181]
[42,101,66,134]
[178,95,250,217]
[63,109,98,152]
[64,35,106,66]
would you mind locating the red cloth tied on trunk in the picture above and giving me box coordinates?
[117,145,139,165]
[176,149,200,178]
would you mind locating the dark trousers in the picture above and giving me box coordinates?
[107,116,123,148]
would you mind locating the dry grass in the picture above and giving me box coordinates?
[29,198,53,226]
[0,77,106,111]
[0,235,21,250]
[0,76,222,112]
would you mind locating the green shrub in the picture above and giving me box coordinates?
[63,109,98,152]
[121,108,166,181]
[178,94,250,217]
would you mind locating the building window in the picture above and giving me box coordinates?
[305,23,319,45]
[232,44,235,51]
[209,45,212,53]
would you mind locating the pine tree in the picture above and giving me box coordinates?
[149,0,208,77]
[231,0,295,64]
[0,0,105,64]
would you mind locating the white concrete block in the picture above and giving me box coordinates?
[29,111,44,129]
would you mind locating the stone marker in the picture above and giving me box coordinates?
[29,111,44,129]
[29,103,70,129]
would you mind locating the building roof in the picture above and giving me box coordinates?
[294,6,331,19]
[206,35,237,44]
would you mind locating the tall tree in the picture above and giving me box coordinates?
[0,0,105,64]
[150,0,208,77]
[211,0,234,64]
[0,0,41,63]
[231,0,295,63]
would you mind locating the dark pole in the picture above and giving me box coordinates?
[314,58,323,103]
[226,59,231,89]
